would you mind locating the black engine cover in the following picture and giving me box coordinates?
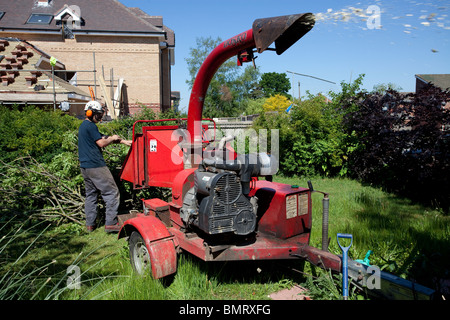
[195,171,256,236]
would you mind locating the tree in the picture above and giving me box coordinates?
[263,94,291,112]
[185,37,263,117]
[372,82,403,94]
[260,72,291,97]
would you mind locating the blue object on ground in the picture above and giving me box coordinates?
[337,233,353,300]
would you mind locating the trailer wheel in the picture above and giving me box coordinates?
[129,231,151,275]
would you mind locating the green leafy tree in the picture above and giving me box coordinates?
[253,75,367,177]
[263,94,291,112]
[186,37,238,117]
[260,72,291,97]
[372,82,403,94]
[185,36,263,117]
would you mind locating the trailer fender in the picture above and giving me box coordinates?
[119,215,177,279]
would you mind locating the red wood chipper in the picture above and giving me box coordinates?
[117,13,434,300]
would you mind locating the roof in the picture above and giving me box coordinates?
[127,7,174,46]
[415,74,450,91]
[0,38,90,102]
[0,0,171,42]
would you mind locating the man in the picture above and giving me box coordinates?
[78,100,132,233]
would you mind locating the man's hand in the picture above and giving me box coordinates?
[120,139,132,147]
[111,135,121,144]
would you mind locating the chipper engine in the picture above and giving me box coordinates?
[181,151,278,237]
[117,13,434,300]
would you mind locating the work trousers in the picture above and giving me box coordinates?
[81,166,120,227]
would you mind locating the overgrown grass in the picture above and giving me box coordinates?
[1,176,448,300]
[275,176,449,294]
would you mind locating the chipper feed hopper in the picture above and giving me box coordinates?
[117,13,434,300]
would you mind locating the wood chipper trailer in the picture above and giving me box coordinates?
[117,13,434,300]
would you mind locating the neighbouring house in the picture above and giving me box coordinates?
[415,74,450,93]
[0,0,176,116]
[415,74,450,109]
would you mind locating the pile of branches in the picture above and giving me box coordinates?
[0,156,85,225]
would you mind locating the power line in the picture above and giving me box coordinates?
[286,71,336,84]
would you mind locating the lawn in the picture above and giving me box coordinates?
[1,176,448,300]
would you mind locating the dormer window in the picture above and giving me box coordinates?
[0,12,5,20]
[54,5,82,29]
[27,13,53,25]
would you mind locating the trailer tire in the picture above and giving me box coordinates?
[129,231,151,276]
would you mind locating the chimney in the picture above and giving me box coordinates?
[37,0,51,6]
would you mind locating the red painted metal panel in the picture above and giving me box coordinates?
[145,128,184,188]
[120,119,216,190]
[249,180,312,239]
[119,133,145,188]
[171,168,196,207]
[147,238,177,279]
[120,215,171,242]
[119,215,177,279]
[169,227,208,261]
[208,233,310,261]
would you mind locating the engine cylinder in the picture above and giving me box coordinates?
[193,171,256,236]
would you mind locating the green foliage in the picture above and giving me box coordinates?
[241,97,266,115]
[341,81,450,212]
[262,94,291,112]
[254,94,350,177]
[185,37,263,117]
[372,82,403,94]
[260,72,291,97]
[0,105,81,163]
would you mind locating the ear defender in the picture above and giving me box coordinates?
[86,109,93,117]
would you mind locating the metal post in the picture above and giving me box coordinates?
[52,64,56,111]
[322,194,329,251]
[93,52,97,99]
[110,67,114,105]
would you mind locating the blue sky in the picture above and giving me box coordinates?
[120,0,450,113]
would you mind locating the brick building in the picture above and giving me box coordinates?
[0,0,175,116]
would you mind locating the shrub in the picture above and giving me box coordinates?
[254,93,349,177]
[0,105,81,163]
[342,84,450,212]
[262,94,291,112]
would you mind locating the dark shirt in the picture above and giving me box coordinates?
[78,119,106,168]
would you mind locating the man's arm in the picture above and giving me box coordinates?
[96,135,132,148]
[96,134,121,148]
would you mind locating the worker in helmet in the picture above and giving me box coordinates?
[78,100,132,233]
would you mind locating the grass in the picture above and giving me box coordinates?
[1,176,449,300]
[277,176,449,289]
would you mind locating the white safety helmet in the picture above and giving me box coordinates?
[84,100,104,117]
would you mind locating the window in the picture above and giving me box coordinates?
[0,12,5,20]
[26,14,53,25]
